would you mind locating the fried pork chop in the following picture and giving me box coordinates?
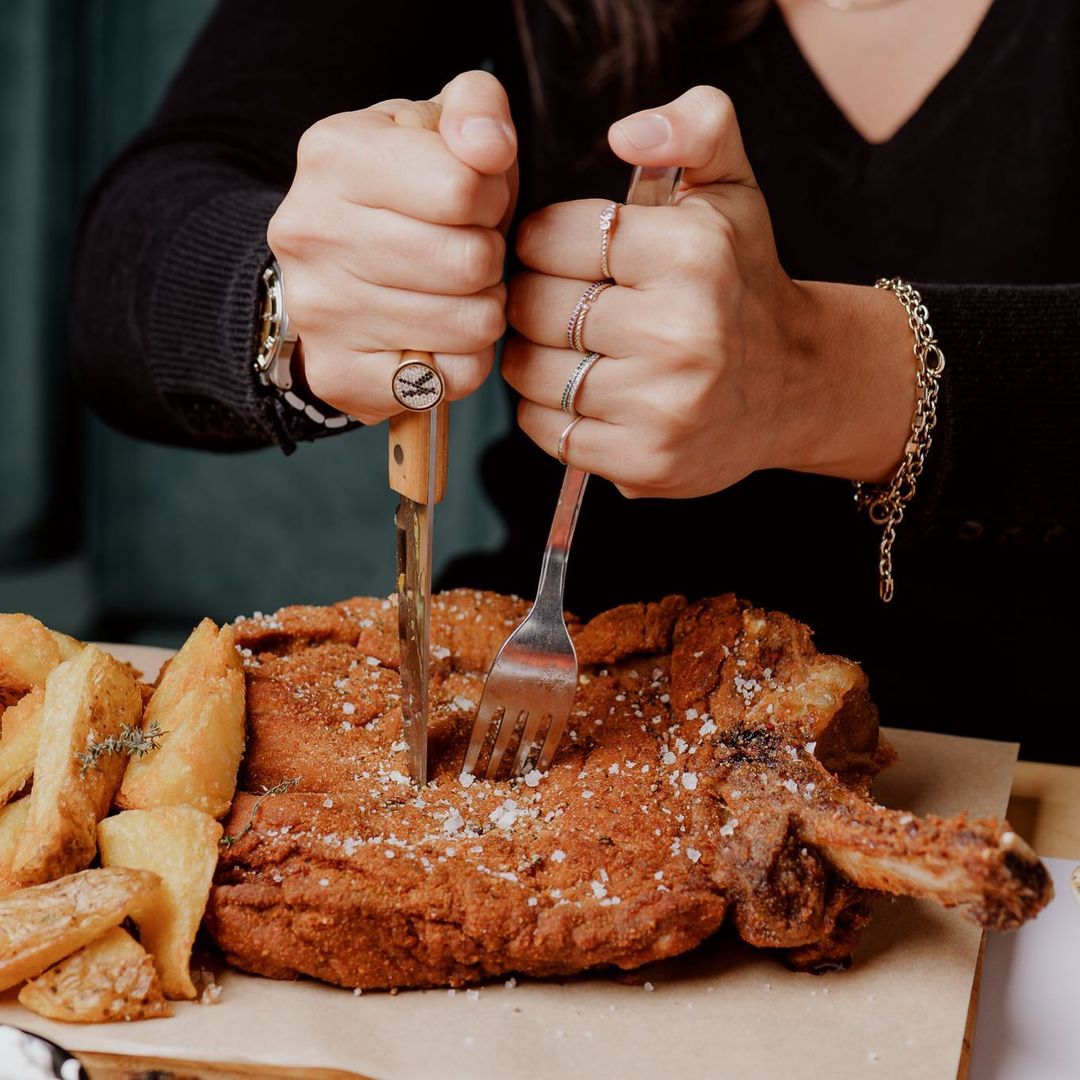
[206,591,1051,989]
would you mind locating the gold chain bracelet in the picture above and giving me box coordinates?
[853,277,946,603]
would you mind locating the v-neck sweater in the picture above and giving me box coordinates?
[70,0,1079,760]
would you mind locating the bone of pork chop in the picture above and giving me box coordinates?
[207,592,1051,991]
[668,598,1053,933]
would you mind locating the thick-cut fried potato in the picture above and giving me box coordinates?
[0,798,31,897]
[0,614,63,707]
[0,687,43,806]
[19,926,171,1022]
[97,806,222,1000]
[50,631,84,663]
[118,619,245,820]
[0,866,160,991]
[12,646,142,886]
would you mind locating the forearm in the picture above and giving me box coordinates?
[70,0,510,452]
[72,147,294,451]
[786,279,1079,535]
[782,280,916,484]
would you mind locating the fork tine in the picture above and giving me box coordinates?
[535,702,573,773]
[463,698,501,778]
[486,706,527,779]
[510,710,550,777]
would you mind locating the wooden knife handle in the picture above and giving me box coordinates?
[388,101,449,506]
[388,376,449,504]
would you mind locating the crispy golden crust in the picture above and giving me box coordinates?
[207,591,1051,990]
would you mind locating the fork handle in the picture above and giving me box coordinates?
[533,466,589,615]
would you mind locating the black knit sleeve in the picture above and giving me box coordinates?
[910,282,1080,537]
[71,0,512,452]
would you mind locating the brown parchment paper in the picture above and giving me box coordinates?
[0,727,1020,1080]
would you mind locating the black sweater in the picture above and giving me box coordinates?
[72,1,1079,761]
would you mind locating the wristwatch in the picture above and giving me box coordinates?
[254,260,351,429]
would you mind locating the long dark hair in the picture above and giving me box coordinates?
[515,0,773,113]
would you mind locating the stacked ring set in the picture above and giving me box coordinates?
[557,200,621,465]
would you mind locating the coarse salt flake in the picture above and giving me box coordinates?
[550,849,566,863]
[459,771,476,788]
[318,878,329,886]
[342,702,356,715]
[323,798,334,809]
[699,718,717,736]
[782,778,799,795]
[686,848,701,863]
[591,881,607,900]
[719,818,739,837]
[523,769,543,788]
[681,772,698,791]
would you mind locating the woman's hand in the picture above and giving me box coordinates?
[504,85,913,498]
[267,70,517,424]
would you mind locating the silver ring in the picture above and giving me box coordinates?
[557,416,584,465]
[560,352,602,417]
[391,356,444,411]
[565,280,611,352]
[569,281,612,353]
[599,201,621,281]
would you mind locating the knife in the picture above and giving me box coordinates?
[389,102,450,786]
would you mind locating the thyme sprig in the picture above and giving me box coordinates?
[76,720,166,777]
[220,777,301,848]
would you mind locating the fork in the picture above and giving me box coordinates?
[463,164,684,780]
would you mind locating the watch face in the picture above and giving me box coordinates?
[391,360,444,411]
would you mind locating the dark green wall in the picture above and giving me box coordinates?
[0,0,509,645]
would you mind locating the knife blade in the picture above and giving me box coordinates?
[389,354,448,787]
[389,101,450,786]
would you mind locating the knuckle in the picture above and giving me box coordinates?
[447,229,504,292]
[444,353,490,399]
[635,441,680,491]
[302,352,343,405]
[282,277,332,330]
[688,85,735,134]
[266,202,307,257]
[436,164,483,223]
[296,116,342,170]
[672,215,732,274]
[457,291,506,350]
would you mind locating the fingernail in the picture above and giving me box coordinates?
[460,116,515,145]
[615,112,671,150]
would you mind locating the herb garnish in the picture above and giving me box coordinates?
[220,777,301,848]
[76,720,166,777]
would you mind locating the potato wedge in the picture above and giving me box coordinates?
[118,618,245,819]
[19,926,171,1022]
[0,798,31,897]
[12,646,143,886]
[0,614,62,707]
[50,631,84,664]
[0,866,160,991]
[97,806,222,999]
[0,687,43,806]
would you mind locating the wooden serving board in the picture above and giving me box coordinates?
[76,1054,364,1080]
